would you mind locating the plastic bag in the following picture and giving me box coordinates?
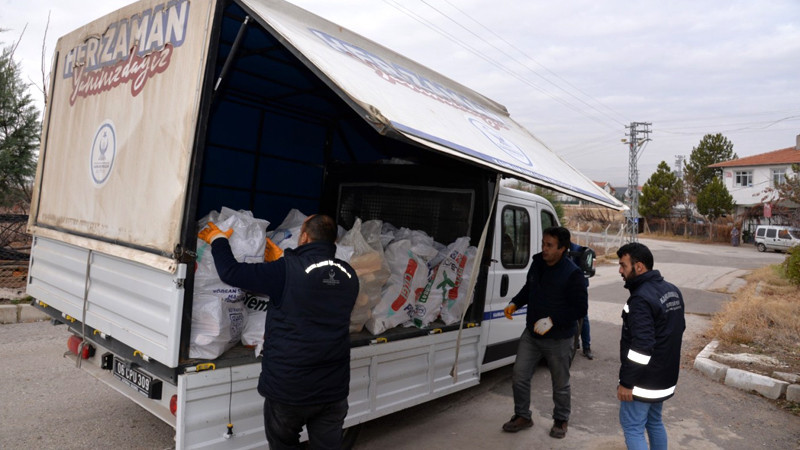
[190,208,268,359]
[439,243,478,325]
[412,237,468,327]
[340,219,391,333]
[365,237,433,335]
[268,209,307,250]
[241,292,269,356]
[189,293,247,360]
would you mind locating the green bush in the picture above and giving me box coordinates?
[783,246,800,285]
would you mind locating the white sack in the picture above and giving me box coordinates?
[241,292,269,356]
[340,219,390,333]
[365,238,433,335]
[269,209,307,250]
[414,237,470,327]
[189,293,247,360]
[190,208,269,359]
[439,243,478,325]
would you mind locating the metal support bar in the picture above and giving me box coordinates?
[214,16,251,94]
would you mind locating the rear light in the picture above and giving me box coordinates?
[67,335,95,359]
[170,394,178,416]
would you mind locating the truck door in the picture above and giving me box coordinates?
[481,194,535,369]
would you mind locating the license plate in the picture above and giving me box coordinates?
[112,357,162,399]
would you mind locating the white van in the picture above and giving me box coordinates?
[754,225,800,252]
[26,0,622,447]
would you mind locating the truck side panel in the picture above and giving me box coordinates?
[177,364,264,449]
[177,328,481,448]
[29,236,185,367]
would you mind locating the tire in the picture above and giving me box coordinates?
[757,243,767,252]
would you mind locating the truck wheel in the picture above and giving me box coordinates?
[757,243,766,252]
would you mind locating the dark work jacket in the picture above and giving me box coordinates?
[510,253,588,340]
[619,269,685,403]
[211,239,359,405]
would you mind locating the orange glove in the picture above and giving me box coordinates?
[504,303,517,320]
[264,237,283,262]
[198,222,233,244]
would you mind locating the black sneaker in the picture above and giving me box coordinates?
[502,415,533,432]
[583,347,594,360]
[549,419,568,438]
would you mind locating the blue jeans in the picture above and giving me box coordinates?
[619,400,667,450]
[580,315,591,349]
[263,397,349,450]
[512,330,573,421]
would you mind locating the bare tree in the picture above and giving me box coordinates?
[39,12,51,108]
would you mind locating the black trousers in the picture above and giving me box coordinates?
[263,397,349,450]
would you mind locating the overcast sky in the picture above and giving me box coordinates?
[3,0,799,186]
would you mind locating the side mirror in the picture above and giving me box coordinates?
[582,248,596,278]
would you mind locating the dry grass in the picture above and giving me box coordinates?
[709,265,800,378]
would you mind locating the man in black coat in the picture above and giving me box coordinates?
[199,214,359,449]
[616,242,685,449]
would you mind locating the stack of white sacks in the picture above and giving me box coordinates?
[190,207,478,359]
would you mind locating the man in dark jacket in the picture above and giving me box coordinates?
[501,226,588,439]
[616,242,685,449]
[569,241,593,359]
[199,214,359,449]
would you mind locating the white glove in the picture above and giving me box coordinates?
[533,317,553,335]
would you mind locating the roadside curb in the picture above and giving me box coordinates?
[694,339,799,401]
[0,304,49,324]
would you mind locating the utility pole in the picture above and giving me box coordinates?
[623,122,652,242]
[674,154,689,222]
[673,155,685,178]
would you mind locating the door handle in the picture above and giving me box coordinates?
[500,274,509,297]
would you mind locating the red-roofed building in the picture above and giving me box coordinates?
[593,181,616,197]
[708,135,800,226]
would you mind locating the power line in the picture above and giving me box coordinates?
[653,108,800,124]
[423,0,628,128]
[657,115,800,135]
[380,0,624,132]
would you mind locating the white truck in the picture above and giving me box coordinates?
[27,0,623,447]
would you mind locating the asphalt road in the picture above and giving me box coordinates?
[1,238,797,449]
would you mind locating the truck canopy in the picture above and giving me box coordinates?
[237,0,622,209]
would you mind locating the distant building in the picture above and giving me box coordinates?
[708,135,800,228]
[594,181,616,196]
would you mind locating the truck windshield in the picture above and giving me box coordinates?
[790,229,800,240]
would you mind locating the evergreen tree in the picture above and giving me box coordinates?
[640,161,682,219]
[0,44,40,209]
[697,177,734,222]
[684,133,736,197]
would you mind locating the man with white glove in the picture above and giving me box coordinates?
[501,227,588,439]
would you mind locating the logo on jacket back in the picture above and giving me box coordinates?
[323,269,340,286]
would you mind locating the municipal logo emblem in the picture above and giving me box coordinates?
[322,269,340,286]
[90,120,117,186]
[468,117,532,167]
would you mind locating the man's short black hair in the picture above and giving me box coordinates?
[616,242,654,271]
[303,214,338,243]
[543,226,571,249]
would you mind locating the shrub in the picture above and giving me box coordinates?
[783,246,800,285]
